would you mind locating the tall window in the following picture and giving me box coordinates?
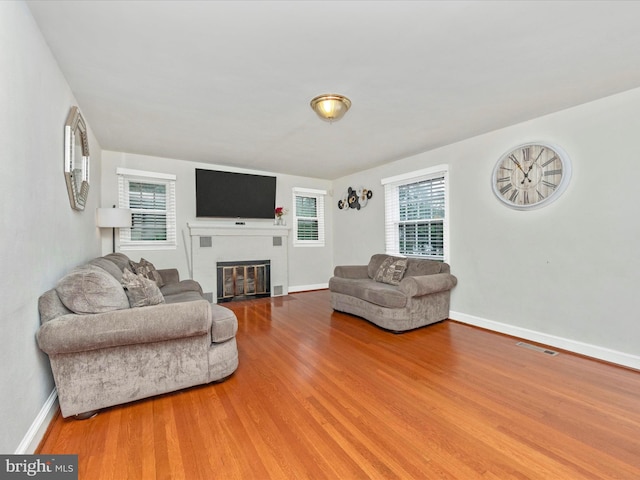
[117,168,177,250]
[292,187,326,247]
[382,165,449,261]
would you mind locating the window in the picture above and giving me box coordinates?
[292,187,326,247]
[381,165,449,262]
[117,168,177,250]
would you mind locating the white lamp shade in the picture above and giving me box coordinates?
[96,208,132,228]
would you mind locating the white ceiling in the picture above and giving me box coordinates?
[26,1,640,179]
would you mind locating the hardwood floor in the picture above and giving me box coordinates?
[37,290,640,479]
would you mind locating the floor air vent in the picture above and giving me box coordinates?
[516,342,559,356]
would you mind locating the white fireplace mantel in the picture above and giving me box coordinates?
[188,221,290,302]
[188,221,290,238]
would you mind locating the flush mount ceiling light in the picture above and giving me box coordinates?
[310,94,351,123]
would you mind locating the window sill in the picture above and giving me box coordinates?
[120,244,177,251]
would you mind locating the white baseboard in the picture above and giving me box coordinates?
[16,389,58,454]
[450,311,640,371]
[288,283,328,293]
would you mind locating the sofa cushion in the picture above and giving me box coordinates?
[121,268,165,308]
[163,290,206,304]
[131,258,165,287]
[88,257,124,281]
[374,256,408,285]
[56,265,130,314]
[328,277,407,309]
[160,279,203,297]
[102,252,132,272]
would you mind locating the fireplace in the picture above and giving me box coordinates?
[216,260,271,302]
[189,222,289,302]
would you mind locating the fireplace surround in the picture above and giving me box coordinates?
[188,222,289,303]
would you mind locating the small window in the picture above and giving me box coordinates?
[292,187,326,247]
[117,168,177,250]
[382,165,449,262]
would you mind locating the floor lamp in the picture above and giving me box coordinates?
[96,206,132,253]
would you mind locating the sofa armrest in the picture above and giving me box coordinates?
[333,265,370,279]
[399,273,458,297]
[157,268,180,285]
[37,300,211,355]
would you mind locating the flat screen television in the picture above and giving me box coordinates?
[195,168,277,219]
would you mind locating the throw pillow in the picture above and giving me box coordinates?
[121,268,165,308]
[56,265,130,314]
[374,256,408,286]
[130,257,165,287]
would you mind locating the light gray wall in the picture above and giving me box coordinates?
[334,87,640,368]
[100,151,334,291]
[0,2,102,453]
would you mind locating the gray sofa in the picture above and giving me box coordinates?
[329,254,457,332]
[37,252,238,418]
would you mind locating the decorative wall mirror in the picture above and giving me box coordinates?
[64,106,90,210]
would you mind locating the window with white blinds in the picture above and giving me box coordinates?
[117,168,177,250]
[381,165,449,262]
[292,187,326,247]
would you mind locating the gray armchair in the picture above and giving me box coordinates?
[329,254,457,332]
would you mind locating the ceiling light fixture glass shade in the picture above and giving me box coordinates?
[310,94,351,122]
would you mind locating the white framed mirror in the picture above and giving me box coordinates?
[64,106,90,210]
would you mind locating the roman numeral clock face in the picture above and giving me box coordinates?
[491,143,572,210]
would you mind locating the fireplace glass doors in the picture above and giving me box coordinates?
[216,260,271,302]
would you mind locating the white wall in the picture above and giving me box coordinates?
[100,151,334,291]
[334,87,640,369]
[0,2,102,453]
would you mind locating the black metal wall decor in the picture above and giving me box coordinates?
[338,186,373,210]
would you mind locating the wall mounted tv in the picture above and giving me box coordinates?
[195,168,277,219]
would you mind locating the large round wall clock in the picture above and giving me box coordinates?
[491,142,572,210]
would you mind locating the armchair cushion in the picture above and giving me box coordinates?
[55,265,130,314]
